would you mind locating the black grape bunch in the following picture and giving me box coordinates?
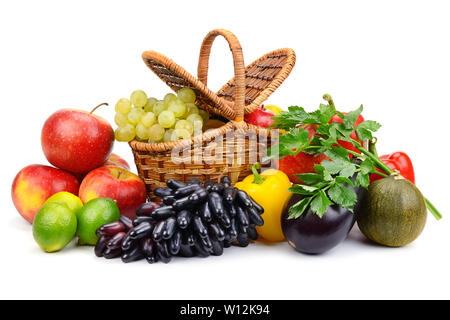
[94,177,264,264]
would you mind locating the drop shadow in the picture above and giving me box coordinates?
[346,224,381,247]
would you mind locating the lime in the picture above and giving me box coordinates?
[44,192,83,217]
[77,198,120,245]
[33,202,77,253]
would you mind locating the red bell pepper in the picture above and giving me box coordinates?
[370,151,415,184]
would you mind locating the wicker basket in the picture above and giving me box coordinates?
[129,29,295,200]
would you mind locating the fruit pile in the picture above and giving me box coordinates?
[11,100,150,253]
[114,89,210,143]
[95,177,264,263]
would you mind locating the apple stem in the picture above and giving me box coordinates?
[90,102,109,114]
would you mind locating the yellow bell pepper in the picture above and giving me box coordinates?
[235,163,292,242]
[265,104,283,115]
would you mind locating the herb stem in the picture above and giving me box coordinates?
[425,198,443,220]
[371,171,389,178]
[355,145,394,174]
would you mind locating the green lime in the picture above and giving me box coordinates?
[33,202,78,253]
[44,192,83,217]
[77,198,120,245]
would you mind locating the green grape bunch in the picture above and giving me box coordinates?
[113,88,207,143]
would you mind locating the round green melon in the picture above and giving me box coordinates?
[357,175,427,247]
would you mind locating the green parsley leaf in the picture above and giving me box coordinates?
[294,173,323,184]
[335,176,355,186]
[289,185,318,195]
[319,103,337,124]
[325,145,352,162]
[270,106,310,130]
[321,159,346,175]
[343,105,363,129]
[310,190,333,218]
[356,120,382,141]
[266,127,310,160]
[314,164,333,181]
[328,183,358,210]
[360,158,375,175]
[339,163,357,177]
[288,197,313,219]
[355,171,370,189]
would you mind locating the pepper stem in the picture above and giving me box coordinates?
[252,162,266,184]
[369,137,379,158]
[322,94,335,109]
[90,102,108,114]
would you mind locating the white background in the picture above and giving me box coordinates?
[1,0,449,300]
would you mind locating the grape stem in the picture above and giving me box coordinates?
[90,102,109,114]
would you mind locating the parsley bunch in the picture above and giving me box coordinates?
[266,95,442,220]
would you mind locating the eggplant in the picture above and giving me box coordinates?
[281,182,366,254]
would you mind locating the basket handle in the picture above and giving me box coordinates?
[198,29,246,122]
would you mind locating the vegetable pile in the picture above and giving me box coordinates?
[266,94,442,253]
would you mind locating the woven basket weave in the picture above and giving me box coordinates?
[129,29,295,200]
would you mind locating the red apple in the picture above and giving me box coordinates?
[11,164,80,223]
[41,106,114,174]
[79,166,147,219]
[73,153,131,184]
[103,153,130,170]
[244,105,275,128]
